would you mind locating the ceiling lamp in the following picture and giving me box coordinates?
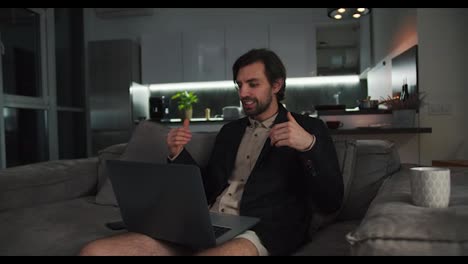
[327,8,371,20]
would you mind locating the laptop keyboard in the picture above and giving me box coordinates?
[213,225,231,238]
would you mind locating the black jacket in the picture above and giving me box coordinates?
[172,104,343,255]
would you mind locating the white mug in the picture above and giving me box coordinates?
[410,167,451,208]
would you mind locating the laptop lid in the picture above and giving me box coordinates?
[107,160,259,250]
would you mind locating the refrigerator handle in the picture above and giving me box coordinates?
[0,32,4,55]
[0,40,4,56]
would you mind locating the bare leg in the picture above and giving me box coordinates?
[79,232,191,256]
[195,238,259,256]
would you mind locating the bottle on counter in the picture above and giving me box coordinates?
[149,96,169,121]
[400,78,409,101]
[205,108,211,120]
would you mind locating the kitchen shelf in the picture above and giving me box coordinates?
[160,117,225,123]
[318,109,392,116]
[328,127,432,135]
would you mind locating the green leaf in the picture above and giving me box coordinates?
[171,90,198,111]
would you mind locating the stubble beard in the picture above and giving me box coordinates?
[242,93,273,118]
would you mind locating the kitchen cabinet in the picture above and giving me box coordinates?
[141,24,319,84]
[182,28,225,82]
[141,33,183,84]
[225,25,269,80]
[269,24,317,77]
[316,23,361,76]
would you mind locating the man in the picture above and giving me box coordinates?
[80,48,343,256]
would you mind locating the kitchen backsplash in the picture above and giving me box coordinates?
[130,75,367,121]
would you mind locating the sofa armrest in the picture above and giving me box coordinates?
[347,165,468,255]
[0,157,99,211]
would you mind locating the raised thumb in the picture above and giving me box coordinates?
[183,118,190,129]
[287,112,297,123]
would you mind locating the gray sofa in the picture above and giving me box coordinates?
[0,120,417,256]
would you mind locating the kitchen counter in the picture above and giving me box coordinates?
[159,117,226,123]
[328,127,432,135]
[145,118,431,135]
[317,108,392,116]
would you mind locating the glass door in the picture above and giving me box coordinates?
[54,8,87,159]
[0,8,52,168]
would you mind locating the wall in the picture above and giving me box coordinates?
[359,15,372,73]
[372,8,418,65]
[366,8,420,164]
[369,8,468,165]
[367,8,418,101]
[417,8,468,165]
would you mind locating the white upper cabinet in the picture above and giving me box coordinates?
[225,25,269,80]
[182,28,226,82]
[316,23,360,76]
[269,24,317,77]
[141,32,183,84]
[141,24,318,84]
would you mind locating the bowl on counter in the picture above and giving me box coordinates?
[326,121,343,129]
[357,99,379,110]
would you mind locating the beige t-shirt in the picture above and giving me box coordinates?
[209,114,277,256]
[170,113,278,255]
[210,114,277,214]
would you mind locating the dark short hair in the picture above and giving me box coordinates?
[232,48,286,101]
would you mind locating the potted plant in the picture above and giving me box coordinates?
[380,92,425,127]
[171,91,198,120]
[379,92,425,111]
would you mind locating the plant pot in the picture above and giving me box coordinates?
[183,108,193,120]
[392,109,415,128]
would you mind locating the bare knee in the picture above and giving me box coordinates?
[78,233,184,256]
[79,240,107,256]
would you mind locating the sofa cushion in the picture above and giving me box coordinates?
[184,132,217,168]
[337,140,400,221]
[308,139,357,234]
[295,220,359,256]
[0,197,123,255]
[95,121,170,206]
[335,140,359,209]
[96,143,127,191]
[0,158,99,211]
[347,166,468,255]
[95,121,217,206]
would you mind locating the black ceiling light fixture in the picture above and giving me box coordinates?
[327,8,371,20]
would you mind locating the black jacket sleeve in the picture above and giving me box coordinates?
[296,115,344,214]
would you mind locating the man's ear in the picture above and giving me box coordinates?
[272,79,284,94]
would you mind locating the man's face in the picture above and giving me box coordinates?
[235,62,280,120]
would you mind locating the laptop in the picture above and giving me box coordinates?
[106,159,260,250]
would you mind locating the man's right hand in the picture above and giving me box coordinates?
[167,119,192,159]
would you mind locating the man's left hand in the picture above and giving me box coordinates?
[269,112,315,151]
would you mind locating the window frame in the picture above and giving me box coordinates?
[0,8,59,168]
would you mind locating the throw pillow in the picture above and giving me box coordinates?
[96,143,128,191]
[95,121,171,206]
[94,121,218,206]
[184,132,217,168]
[309,139,357,235]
